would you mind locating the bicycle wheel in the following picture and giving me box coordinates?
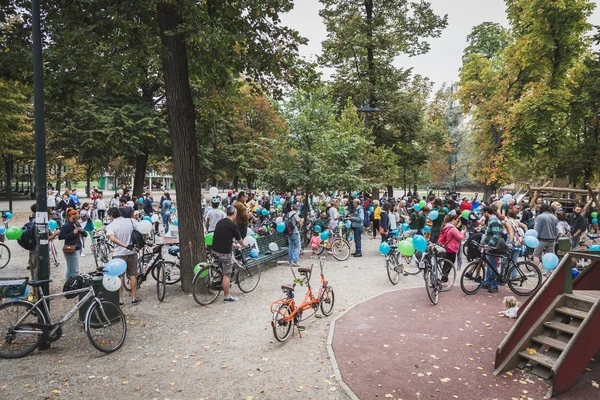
[386,256,400,285]
[85,299,127,353]
[156,262,166,302]
[237,261,261,293]
[320,286,335,316]
[316,244,326,255]
[192,266,221,306]
[400,254,420,275]
[0,243,11,269]
[162,261,181,285]
[272,303,292,342]
[332,239,350,261]
[460,260,485,295]
[437,258,456,292]
[425,268,439,305]
[507,261,542,296]
[0,301,45,359]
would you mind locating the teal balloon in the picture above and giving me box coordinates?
[379,242,391,255]
[353,192,358,197]
[345,220,351,229]
[4,212,12,220]
[256,207,262,213]
[413,204,421,212]
[276,223,286,233]
[541,253,559,271]
[143,216,152,222]
[401,223,409,231]
[589,244,600,251]
[173,220,179,226]
[170,206,176,212]
[428,210,439,221]
[593,218,598,225]
[314,225,322,233]
[138,198,144,204]
[320,231,330,241]
[390,229,399,237]
[524,236,539,248]
[48,220,57,230]
[369,206,374,212]
[412,235,427,252]
[250,248,259,258]
[525,230,538,238]
[423,226,431,233]
[0,226,5,235]
[502,194,513,202]
[262,209,269,216]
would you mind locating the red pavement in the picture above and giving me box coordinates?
[331,287,600,400]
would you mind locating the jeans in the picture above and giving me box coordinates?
[64,250,81,280]
[509,248,520,277]
[484,254,499,289]
[162,213,170,233]
[352,226,363,255]
[288,232,300,264]
[571,235,580,249]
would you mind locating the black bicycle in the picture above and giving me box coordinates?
[460,242,542,296]
[419,243,456,305]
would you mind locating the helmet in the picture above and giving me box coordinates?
[168,246,180,256]
[63,275,89,299]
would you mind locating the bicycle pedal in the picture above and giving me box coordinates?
[297,326,306,332]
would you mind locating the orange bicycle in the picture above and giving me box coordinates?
[270,257,335,342]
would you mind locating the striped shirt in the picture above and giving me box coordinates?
[484,216,503,247]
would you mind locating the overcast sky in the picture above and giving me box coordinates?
[281,0,600,90]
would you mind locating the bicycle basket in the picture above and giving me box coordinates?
[63,275,90,299]
[0,278,28,298]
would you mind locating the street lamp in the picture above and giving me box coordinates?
[356,99,380,129]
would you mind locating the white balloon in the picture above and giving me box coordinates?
[275,217,283,224]
[102,274,121,291]
[268,242,279,252]
[245,236,257,248]
[137,220,152,234]
[209,187,219,197]
[151,214,159,223]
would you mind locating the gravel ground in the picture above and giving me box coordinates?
[0,198,434,400]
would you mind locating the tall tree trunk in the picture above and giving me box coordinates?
[133,146,149,197]
[233,175,239,189]
[85,166,91,198]
[386,185,393,199]
[55,161,62,193]
[158,1,205,292]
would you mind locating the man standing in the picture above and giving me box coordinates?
[481,207,505,293]
[568,205,586,249]
[206,198,226,233]
[106,207,141,305]
[69,188,80,208]
[350,199,364,257]
[233,190,250,238]
[429,199,447,243]
[533,203,558,269]
[286,203,302,266]
[212,206,246,302]
[119,197,134,218]
[143,192,154,216]
[46,189,56,211]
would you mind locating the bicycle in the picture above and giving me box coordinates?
[315,226,350,261]
[123,244,181,302]
[384,234,403,285]
[270,257,334,342]
[0,242,10,269]
[419,242,455,305]
[91,230,112,270]
[192,246,262,306]
[0,275,127,358]
[460,242,542,296]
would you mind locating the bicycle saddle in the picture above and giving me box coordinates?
[29,279,52,287]
[298,266,312,274]
[587,234,600,240]
[281,283,296,291]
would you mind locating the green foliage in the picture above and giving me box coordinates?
[463,22,511,61]
[0,77,32,162]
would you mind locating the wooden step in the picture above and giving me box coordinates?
[531,335,568,351]
[518,350,558,369]
[544,321,578,335]
[566,293,597,312]
[555,306,588,319]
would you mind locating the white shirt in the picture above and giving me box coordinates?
[390,212,398,229]
[47,195,56,208]
[106,217,139,256]
[95,199,106,210]
[206,209,226,232]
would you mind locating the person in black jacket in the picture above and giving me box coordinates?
[379,203,392,242]
[58,209,87,280]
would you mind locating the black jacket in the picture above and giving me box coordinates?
[58,220,87,250]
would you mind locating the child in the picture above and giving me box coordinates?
[310,231,321,257]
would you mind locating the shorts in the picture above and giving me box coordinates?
[114,254,138,277]
[212,251,233,277]
[28,250,37,280]
[533,240,555,258]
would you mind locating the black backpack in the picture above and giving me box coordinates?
[18,222,37,251]
[283,212,296,235]
[130,220,145,249]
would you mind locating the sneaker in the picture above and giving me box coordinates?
[131,297,141,305]
[441,276,448,283]
[488,287,499,293]
[474,277,482,283]
[80,253,86,257]
[481,283,490,289]
[119,300,124,306]
[223,296,238,303]
[352,253,362,257]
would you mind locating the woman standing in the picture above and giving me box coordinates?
[372,200,381,239]
[505,210,526,266]
[79,202,95,257]
[59,209,87,280]
[328,199,341,232]
[94,192,107,220]
[440,214,465,281]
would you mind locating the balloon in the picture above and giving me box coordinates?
[380,242,391,255]
[525,230,538,238]
[93,219,102,229]
[353,192,358,197]
[572,268,580,280]
[173,220,179,227]
[218,206,222,210]
[345,220,351,229]
[104,258,127,277]
[314,225,322,233]
[502,194,513,202]
[390,229,399,237]
[424,226,431,233]
[593,218,599,225]
[541,253,559,271]
[244,236,257,248]
[338,206,344,213]
[151,214,159,223]
[0,226,5,235]
[137,220,152,234]
[412,235,427,253]
[170,206,176,212]
[102,274,121,291]
[399,240,415,256]
[419,200,426,208]
[209,186,219,197]
[320,231,330,241]
[369,206,374,212]
[524,236,539,248]
[401,223,410,231]
[461,210,470,219]
[262,209,269,216]
[275,217,283,224]
[591,212,598,218]
[589,244,600,251]
[268,242,279,252]
[48,220,58,231]
[138,198,144,204]
[250,248,259,258]
[428,210,439,221]
[4,212,12,220]
[349,235,354,241]
[276,205,282,211]
[143,216,152,222]
[276,223,286,233]
[205,232,214,246]
[207,206,213,212]
[256,207,262,214]
[5,227,21,240]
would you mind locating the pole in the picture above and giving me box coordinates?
[7,154,13,213]
[32,0,50,350]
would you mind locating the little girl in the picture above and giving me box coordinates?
[310,230,321,257]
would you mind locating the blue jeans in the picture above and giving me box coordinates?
[162,213,170,233]
[509,248,520,277]
[485,254,499,289]
[288,233,300,264]
[353,226,363,255]
[64,250,81,280]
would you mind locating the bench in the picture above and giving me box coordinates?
[241,232,289,267]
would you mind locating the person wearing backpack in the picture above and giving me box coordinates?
[286,203,302,266]
[520,203,534,230]
[506,209,527,276]
[58,209,88,281]
[106,207,141,305]
[350,199,365,257]
[438,214,465,280]
[79,202,95,257]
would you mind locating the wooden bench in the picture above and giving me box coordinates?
[241,232,289,267]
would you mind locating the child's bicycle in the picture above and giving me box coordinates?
[270,257,335,342]
[315,226,350,261]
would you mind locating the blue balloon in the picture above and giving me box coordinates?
[276,223,286,233]
[173,220,179,226]
[256,207,262,214]
[250,248,259,258]
[572,268,580,280]
[369,206,374,212]
[143,216,152,222]
[353,192,359,197]
[345,220,351,229]
[349,235,354,241]
[390,229,399,237]
[503,194,513,202]
[320,231,330,241]
[4,212,12,220]
[413,204,421,212]
[207,206,213,211]
[314,225,322,233]
[104,258,127,277]
[525,230,538,238]
[524,236,539,248]
[428,210,439,221]
[423,226,431,233]
[413,235,427,253]
[138,198,144,204]
[380,242,391,255]
[541,253,559,271]
[48,220,57,231]
[170,206,176,213]
[589,244,600,251]
[401,223,410,231]
[593,218,599,225]
[0,226,5,235]
[262,209,269,216]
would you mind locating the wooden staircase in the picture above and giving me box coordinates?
[493,250,600,397]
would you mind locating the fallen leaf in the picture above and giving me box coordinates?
[526,348,537,355]
[466,343,472,347]
[122,381,129,385]
[591,380,599,388]
[385,395,393,398]
[440,378,451,383]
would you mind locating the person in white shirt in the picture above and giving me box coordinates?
[205,199,227,233]
[94,192,107,220]
[47,189,56,210]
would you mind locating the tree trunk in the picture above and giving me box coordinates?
[386,185,394,199]
[55,161,62,193]
[133,146,149,198]
[483,185,496,203]
[85,166,91,198]
[158,1,206,292]
[233,175,239,189]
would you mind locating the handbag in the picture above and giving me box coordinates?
[63,244,77,254]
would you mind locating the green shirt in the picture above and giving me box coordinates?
[409,212,418,229]
[418,212,426,230]
[501,203,510,215]
[430,207,447,233]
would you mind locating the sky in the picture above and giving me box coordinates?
[281,0,600,90]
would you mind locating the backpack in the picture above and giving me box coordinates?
[509,220,525,247]
[18,221,37,251]
[283,212,296,235]
[130,220,145,249]
[438,225,454,249]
